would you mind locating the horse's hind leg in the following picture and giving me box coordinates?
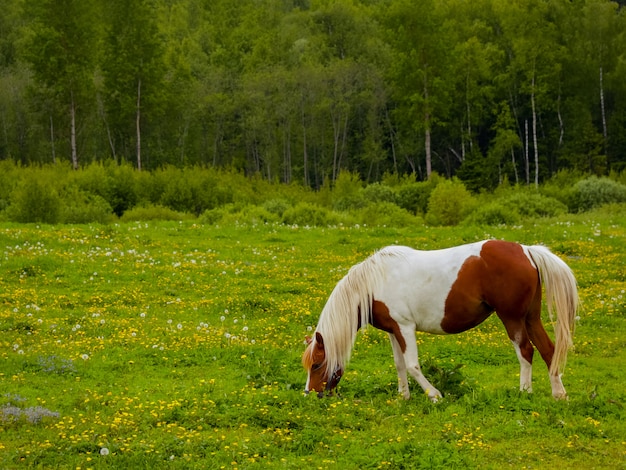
[498,316,535,393]
[388,333,410,399]
[525,304,567,399]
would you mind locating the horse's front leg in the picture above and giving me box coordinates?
[388,333,410,399]
[401,327,442,402]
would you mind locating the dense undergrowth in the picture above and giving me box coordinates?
[1,161,625,227]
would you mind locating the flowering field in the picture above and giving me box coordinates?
[1,213,625,469]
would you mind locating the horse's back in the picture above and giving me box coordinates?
[375,240,539,334]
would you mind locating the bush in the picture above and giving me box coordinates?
[282,202,340,226]
[223,205,279,225]
[200,205,233,225]
[396,175,441,214]
[7,177,61,224]
[503,191,567,218]
[332,171,365,211]
[110,164,139,216]
[0,160,18,210]
[351,202,421,227]
[200,204,279,225]
[60,186,114,224]
[360,183,398,205]
[464,202,521,226]
[160,169,195,213]
[425,179,476,226]
[571,176,626,212]
[263,199,292,218]
[121,205,193,222]
[540,169,584,208]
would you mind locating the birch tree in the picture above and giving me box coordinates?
[22,0,96,169]
[101,0,165,170]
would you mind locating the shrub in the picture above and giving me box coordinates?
[222,205,279,225]
[0,160,18,210]
[200,204,278,225]
[571,176,626,211]
[502,191,567,218]
[103,163,138,217]
[425,179,476,226]
[7,177,61,224]
[360,183,398,205]
[282,202,340,226]
[200,205,232,225]
[351,202,421,227]
[160,169,195,213]
[121,205,193,222]
[396,175,441,214]
[60,186,114,224]
[464,202,521,226]
[332,171,365,211]
[263,199,292,218]
[540,169,584,208]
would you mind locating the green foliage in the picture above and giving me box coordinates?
[59,186,114,224]
[225,205,280,225]
[396,176,440,214]
[120,205,192,222]
[282,202,340,226]
[7,177,61,224]
[465,201,522,226]
[0,161,18,206]
[262,199,292,218]
[351,202,421,228]
[571,176,626,212]
[103,163,139,217]
[359,183,398,205]
[0,163,624,228]
[456,151,499,193]
[467,189,567,226]
[1,0,626,183]
[425,179,476,226]
[504,191,567,218]
[200,204,279,226]
[332,171,365,211]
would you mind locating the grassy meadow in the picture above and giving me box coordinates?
[1,210,625,469]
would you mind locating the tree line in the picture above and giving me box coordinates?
[0,0,625,189]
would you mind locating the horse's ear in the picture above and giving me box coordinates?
[304,335,312,345]
[315,331,324,346]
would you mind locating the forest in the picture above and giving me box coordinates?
[1,0,626,189]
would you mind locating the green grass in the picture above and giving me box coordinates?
[0,212,625,469]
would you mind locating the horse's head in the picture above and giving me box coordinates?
[302,332,343,397]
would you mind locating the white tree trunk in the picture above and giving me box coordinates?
[531,73,539,188]
[136,78,142,171]
[70,90,78,170]
[600,66,607,152]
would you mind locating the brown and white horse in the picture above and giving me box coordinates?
[303,240,578,401]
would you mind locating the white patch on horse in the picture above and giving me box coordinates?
[372,243,487,334]
[512,339,533,393]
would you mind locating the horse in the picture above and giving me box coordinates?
[302,239,579,401]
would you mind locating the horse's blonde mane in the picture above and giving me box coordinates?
[310,246,408,378]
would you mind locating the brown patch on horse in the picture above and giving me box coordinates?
[371,300,407,353]
[302,332,326,370]
[356,300,407,352]
[302,332,331,395]
[441,240,539,334]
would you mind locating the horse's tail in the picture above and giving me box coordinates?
[527,245,579,376]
